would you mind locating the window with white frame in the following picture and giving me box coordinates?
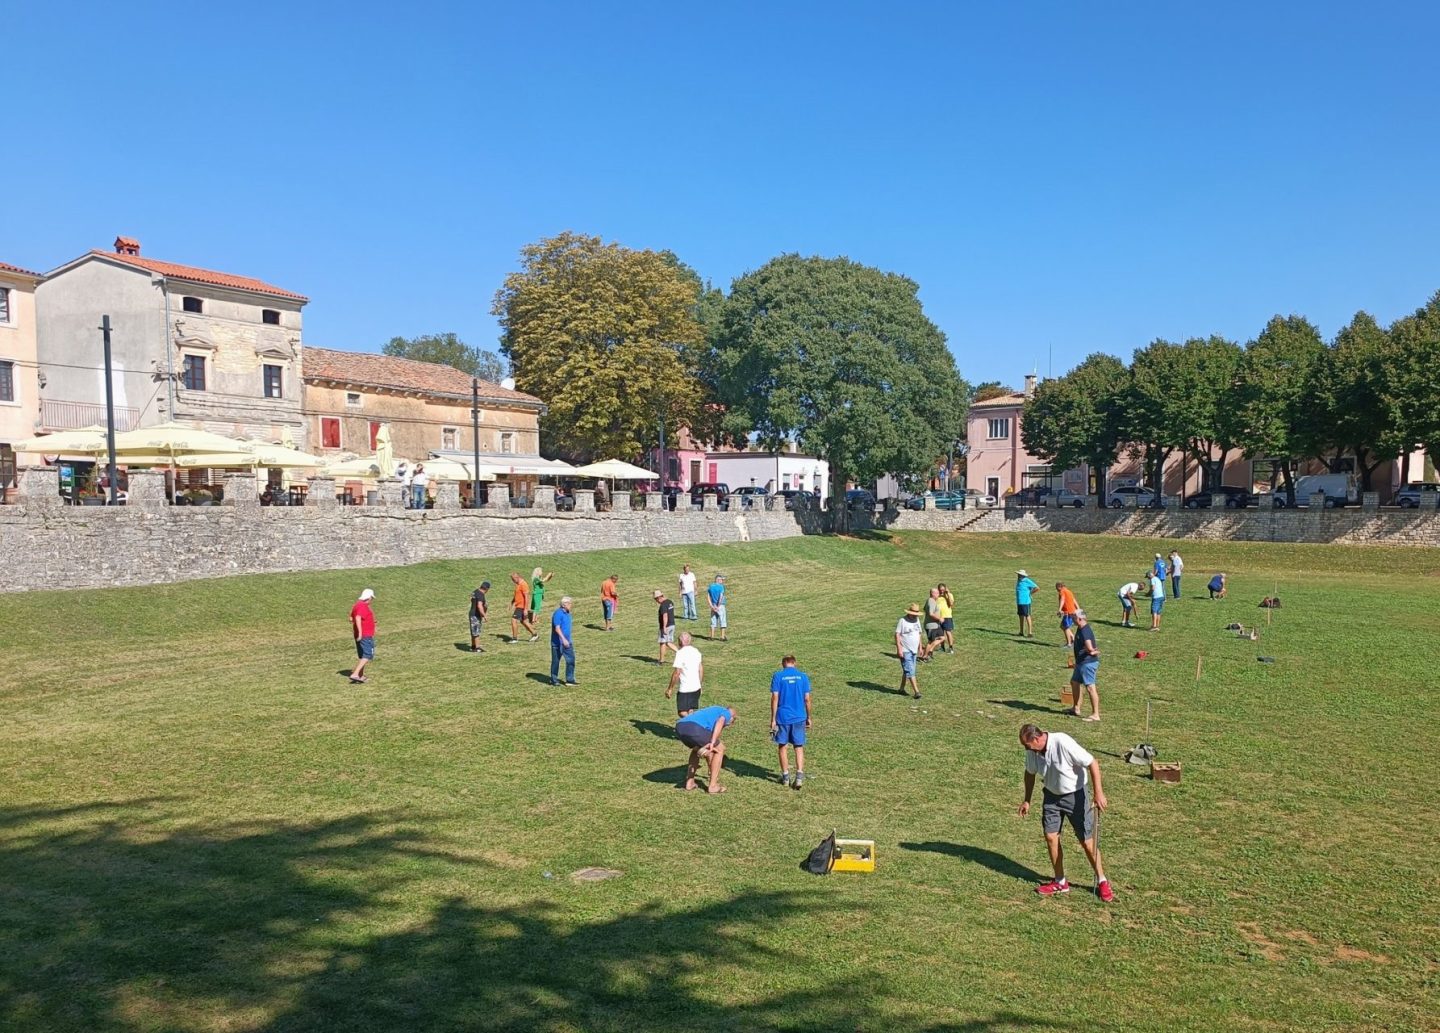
[345,392,362,408]
[181,354,207,391]
[0,360,14,402]
[0,287,11,324]
[499,432,515,454]
[986,417,1010,440]
[263,364,283,398]
[442,427,459,450]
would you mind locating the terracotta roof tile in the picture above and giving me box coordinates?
[0,261,42,279]
[301,346,542,406]
[90,249,307,301]
[970,392,1028,409]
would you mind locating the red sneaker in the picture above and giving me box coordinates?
[1035,879,1070,896]
[1096,879,1114,902]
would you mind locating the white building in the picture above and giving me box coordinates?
[705,450,829,498]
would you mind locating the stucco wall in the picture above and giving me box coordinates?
[303,381,541,461]
[0,274,40,446]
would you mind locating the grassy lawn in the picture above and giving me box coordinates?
[2,531,1437,1033]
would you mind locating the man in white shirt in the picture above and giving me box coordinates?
[894,603,923,699]
[1018,723,1113,901]
[666,632,703,716]
[1117,581,1141,628]
[1147,570,1166,631]
[1168,549,1184,599]
[411,464,429,510]
[678,564,698,621]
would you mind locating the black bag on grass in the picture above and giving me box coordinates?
[801,831,837,875]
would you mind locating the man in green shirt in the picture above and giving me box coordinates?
[529,566,554,626]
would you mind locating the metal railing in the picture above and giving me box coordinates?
[40,398,141,432]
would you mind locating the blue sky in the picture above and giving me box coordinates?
[8,1,1439,386]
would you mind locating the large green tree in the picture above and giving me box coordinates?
[1309,312,1395,491]
[1384,291,1440,482]
[1233,315,1326,503]
[381,332,508,383]
[1126,336,1244,494]
[492,232,708,462]
[709,255,967,520]
[1021,353,1129,496]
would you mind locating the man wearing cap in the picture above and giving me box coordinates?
[676,704,734,794]
[1152,552,1167,581]
[550,596,577,686]
[1015,570,1039,638]
[1067,610,1101,721]
[349,588,376,683]
[469,579,491,653]
[1116,580,1140,628]
[707,574,728,641]
[1018,723,1113,901]
[895,603,923,699]
[655,589,676,664]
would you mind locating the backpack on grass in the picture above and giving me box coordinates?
[801,831,837,875]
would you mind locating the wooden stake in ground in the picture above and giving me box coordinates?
[1195,655,1203,682]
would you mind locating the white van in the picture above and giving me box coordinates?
[1290,473,1359,508]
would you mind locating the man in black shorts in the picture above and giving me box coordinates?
[655,589,676,665]
[675,705,734,794]
[468,579,490,653]
[1017,723,1113,901]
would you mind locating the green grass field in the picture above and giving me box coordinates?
[2,532,1437,1033]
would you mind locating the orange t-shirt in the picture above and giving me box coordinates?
[601,578,618,603]
[1057,587,1078,614]
[513,581,530,609]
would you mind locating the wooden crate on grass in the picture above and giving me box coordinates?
[1151,761,1182,784]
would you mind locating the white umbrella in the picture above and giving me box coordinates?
[110,421,249,455]
[571,459,660,480]
[421,457,496,482]
[12,426,111,454]
[169,443,325,469]
[322,457,384,479]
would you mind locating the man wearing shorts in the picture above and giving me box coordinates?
[1208,572,1227,599]
[1056,581,1080,657]
[707,574,728,641]
[655,589,676,664]
[349,588,376,684]
[1147,570,1166,631]
[938,583,956,654]
[675,704,734,794]
[895,603,923,699]
[679,563,698,621]
[1117,581,1139,628]
[666,631,702,716]
[922,587,945,660]
[549,596,576,685]
[510,572,535,643]
[1015,570,1039,638]
[1067,610,1101,721]
[1018,723,1113,901]
[468,579,490,653]
[770,654,812,788]
[601,574,619,631]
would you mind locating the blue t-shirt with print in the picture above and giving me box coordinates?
[551,607,573,643]
[707,582,726,607]
[1016,577,1038,605]
[682,704,730,731]
[770,668,811,724]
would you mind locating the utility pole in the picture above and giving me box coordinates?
[100,315,119,506]
[471,378,482,509]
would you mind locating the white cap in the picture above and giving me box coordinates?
[359,588,375,601]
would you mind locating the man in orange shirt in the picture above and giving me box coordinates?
[1055,581,1080,661]
[510,572,536,643]
[601,574,620,631]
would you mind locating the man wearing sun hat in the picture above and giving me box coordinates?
[1015,569,1039,638]
[895,602,924,699]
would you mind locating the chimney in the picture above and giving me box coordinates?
[1023,373,1037,399]
[114,236,141,256]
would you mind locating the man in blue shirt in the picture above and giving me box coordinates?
[549,596,576,685]
[1015,570,1039,638]
[707,574,728,641]
[675,704,735,794]
[770,655,813,789]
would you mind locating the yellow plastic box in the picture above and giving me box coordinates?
[832,839,877,873]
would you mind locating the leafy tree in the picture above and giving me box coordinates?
[1233,315,1326,504]
[709,255,968,522]
[1124,340,1189,496]
[1126,337,1243,495]
[492,232,707,462]
[1309,312,1395,491]
[381,332,508,384]
[973,381,1012,402]
[1384,290,1440,482]
[1020,354,1129,496]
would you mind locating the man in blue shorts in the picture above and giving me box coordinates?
[707,574,728,641]
[1116,580,1139,628]
[675,704,735,794]
[1147,569,1166,631]
[770,655,813,789]
[1067,610,1101,721]
[1018,723,1113,901]
[1015,570,1038,638]
[895,603,923,699]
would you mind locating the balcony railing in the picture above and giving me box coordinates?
[40,398,141,432]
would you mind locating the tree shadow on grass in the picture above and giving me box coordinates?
[0,801,1082,1033]
[899,841,1047,883]
[848,679,901,695]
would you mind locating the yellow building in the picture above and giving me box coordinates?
[0,261,43,490]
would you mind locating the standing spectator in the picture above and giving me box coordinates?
[1056,581,1080,656]
[1116,580,1140,628]
[678,564,698,621]
[707,574,728,641]
[1168,549,1184,599]
[675,705,734,794]
[411,464,429,509]
[1067,610,1101,721]
[510,572,536,643]
[666,631,703,716]
[399,462,412,507]
[770,654,813,788]
[1015,570,1039,638]
[922,587,945,660]
[1152,552,1167,580]
[895,603,923,699]
[530,566,554,627]
[1017,724,1114,901]
[549,596,577,685]
[655,589,676,664]
[601,574,620,631]
[938,583,956,654]
[468,579,491,653]
[1146,568,1166,631]
[349,588,376,683]
[1208,572,1228,599]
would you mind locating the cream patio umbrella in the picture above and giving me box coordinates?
[570,459,660,481]
[12,426,112,455]
[321,457,385,479]
[110,421,251,456]
[419,457,497,482]
[169,443,325,469]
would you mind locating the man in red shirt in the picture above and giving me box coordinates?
[349,588,376,683]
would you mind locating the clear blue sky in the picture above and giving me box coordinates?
[8,1,1439,386]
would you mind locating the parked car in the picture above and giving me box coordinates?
[965,488,998,508]
[1395,483,1440,508]
[773,488,815,510]
[731,485,770,509]
[1182,485,1256,509]
[689,482,731,510]
[1011,485,1053,507]
[845,488,877,510]
[1292,473,1358,508]
[1106,486,1158,509]
[1054,489,1088,508]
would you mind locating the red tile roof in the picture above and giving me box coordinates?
[91,249,307,301]
[0,261,42,279]
[302,346,542,406]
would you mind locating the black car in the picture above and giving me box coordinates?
[731,486,770,509]
[1182,485,1255,509]
[845,489,877,511]
[774,489,816,510]
[689,482,731,510]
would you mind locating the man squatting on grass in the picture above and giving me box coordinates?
[1208,572,1228,599]
[469,579,491,652]
[1117,580,1140,628]
[1018,723,1114,901]
[676,704,735,794]
[1015,570,1039,638]
[666,631,703,717]
[770,654,812,788]
[349,588,376,683]
[1067,610,1101,721]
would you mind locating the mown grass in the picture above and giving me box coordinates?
[2,531,1437,1032]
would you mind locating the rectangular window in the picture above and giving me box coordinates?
[442,427,459,450]
[499,431,514,454]
[182,296,203,314]
[321,417,341,449]
[261,309,280,325]
[345,392,362,408]
[181,354,206,391]
[0,359,13,401]
[263,364,283,398]
[0,287,10,323]
[370,421,382,450]
[987,418,1010,440]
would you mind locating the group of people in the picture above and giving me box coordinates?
[892,583,956,699]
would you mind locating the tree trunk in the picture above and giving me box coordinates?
[1400,449,1411,486]
[1279,460,1296,506]
[830,479,848,533]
